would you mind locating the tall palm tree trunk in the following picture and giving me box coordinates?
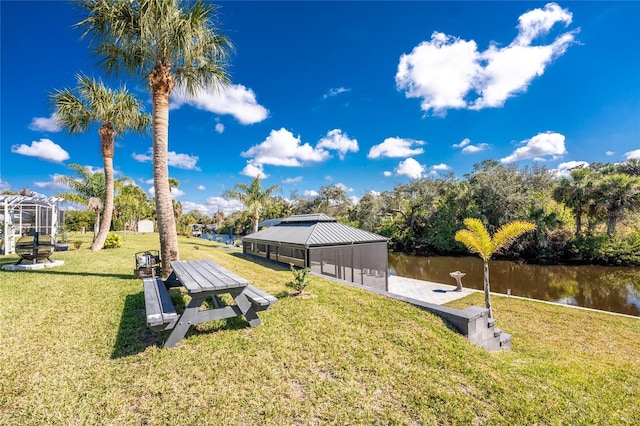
[92,128,115,250]
[483,260,493,319]
[606,209,620,238]
[253,208,260,233]
[93,210,101,240]
[150,65,179,277]
[575,208,582,237]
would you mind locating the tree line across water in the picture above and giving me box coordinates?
[39,158,640,267]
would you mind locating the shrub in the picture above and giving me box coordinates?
[103,233,123,249]
[285,264,311,295]
[73,240,83,249]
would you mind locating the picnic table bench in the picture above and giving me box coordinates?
[143,259,277,348]
[14,232,55,264]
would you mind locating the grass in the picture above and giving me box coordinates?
[1,232,638,425]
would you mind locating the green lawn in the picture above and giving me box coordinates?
[1,232,638,425]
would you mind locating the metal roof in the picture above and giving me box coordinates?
[257,218,282,228]
[279,213,335,223]
[243,216,387,248]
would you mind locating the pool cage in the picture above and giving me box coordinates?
[0,195,65,255]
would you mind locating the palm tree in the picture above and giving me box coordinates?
[52,74,149,251]
[223,176,281,233]
[76,0,233,275]
[54,164,106,240]
[552,167,594,237]
[596,174,640,237]
[455,218,536,318]
[168,178,183,222]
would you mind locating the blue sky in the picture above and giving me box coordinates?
[1,1,639,215]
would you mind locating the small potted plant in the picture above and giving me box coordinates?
[55,225,69,251]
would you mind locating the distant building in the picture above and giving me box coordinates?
[137,219,154,233]
[243,214,389,291]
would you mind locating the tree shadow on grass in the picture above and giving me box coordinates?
[111,289,251,358]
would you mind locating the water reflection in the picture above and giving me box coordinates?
[388,253,640,317]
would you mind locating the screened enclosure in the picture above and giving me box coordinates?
[243,214,388,291]
[0,195,65,254]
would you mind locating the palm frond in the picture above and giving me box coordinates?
[454,229,487,260]
[492,221,536,252]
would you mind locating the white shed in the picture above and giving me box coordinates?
[137,219,155,233]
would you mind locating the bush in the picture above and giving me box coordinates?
[563,233,640,265]
[73,240,83,249]
[103,233,123,249]
[285,264,311,295]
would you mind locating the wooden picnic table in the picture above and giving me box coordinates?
[144,259,275,348]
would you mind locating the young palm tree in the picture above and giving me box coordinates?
[52,74,149,251]
[455,218,536,318]
[76,0,233,274]
[54,164,106,240]
[223,176,281,233]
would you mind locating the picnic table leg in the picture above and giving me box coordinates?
[231,289,261,327]
[164,294,206,348]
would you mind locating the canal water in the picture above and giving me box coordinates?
[388,253,640,317]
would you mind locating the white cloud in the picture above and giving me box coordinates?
[144,178,154,185]
[303,190,319,197]
[132,149,200,170]
[323,87,351,99]
[316,129,359,160]
[396,32,480,115]
[197,185,206,191]
[453,138,471,148]
[215,123,225,134]
[182,201,211,214]
[396,3,576,115]
[395,158,425,179]
[29,113,63,132]
[33,174,69,190]
[325,175,333,181]
[431,163,450,171]
[501,132,566,163]
[453,138,489,154]
[11,138,69,163]
[606,151,615,156]
[515,2,573,45]
[241,162,268,179]
[368,137,425,159]
[204,196,245,215]
[171,83,268,125]
[148,186,185,198]
[554,160,588,178]
[242,128,330,167]
[383,171,392,177]
[283,176,303,184]
[132,152,153,163]
[625,149,640,160]
[335,183,354,193]
[462,143,490,154]
[0,179,10,192]
[168,152,200,170]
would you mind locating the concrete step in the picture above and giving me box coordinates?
[488,318,496,329]
[493,327,502,338]
[499,332,512,350]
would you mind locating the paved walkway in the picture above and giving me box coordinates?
[388,275,479,305]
